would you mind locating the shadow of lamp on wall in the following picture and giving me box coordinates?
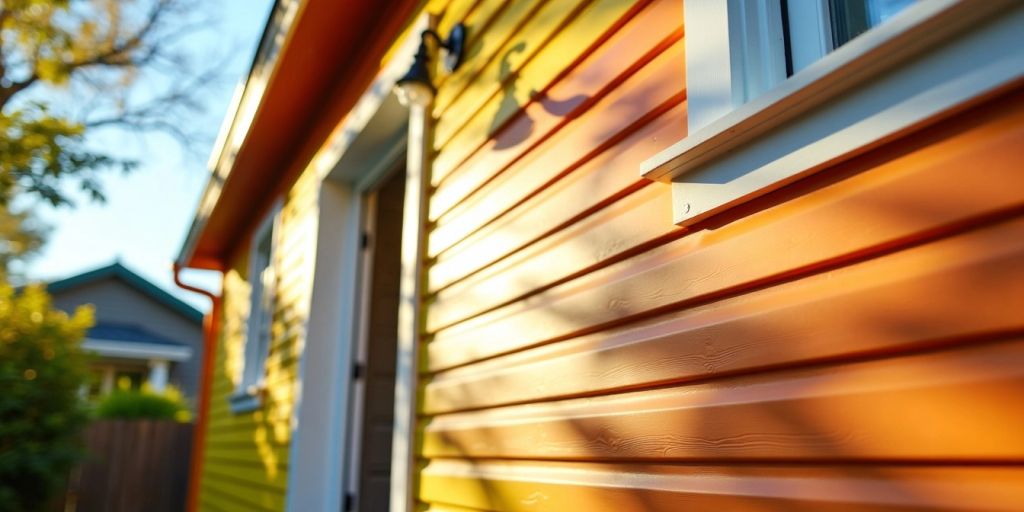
[487,42,590,150]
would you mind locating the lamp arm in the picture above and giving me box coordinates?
[420,29,452,51]
[412,23,465,74]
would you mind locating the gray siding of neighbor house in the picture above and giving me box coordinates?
[51,277,203,400]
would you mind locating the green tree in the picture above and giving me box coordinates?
[0,206,46,283]
[0,3,213,508]
[0,0,215,278]
[0,284,93,512]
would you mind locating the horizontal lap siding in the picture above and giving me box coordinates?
[418,0,1024,509]
[198,170,320,511]
[421,462,1024,511]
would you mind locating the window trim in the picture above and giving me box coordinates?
[786,0,835,74]
[730,0,789,107]
[643,0,1022,226]
[229,204,281,413]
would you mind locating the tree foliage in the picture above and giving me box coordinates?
[0,3,214,507]
[0,205,46,283]
[0,284,93,511]
[0,0,214,277]
[0,104,128,207]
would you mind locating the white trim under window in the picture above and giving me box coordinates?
[229,205,280,413]
[643,0,1024,225]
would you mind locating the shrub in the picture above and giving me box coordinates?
[94,385,192,423]
[0,284,93,512]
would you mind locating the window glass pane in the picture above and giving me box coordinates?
[786,0,916,76]
[240,217,275,393]
[829,0,915,47]
[868,0,916,25]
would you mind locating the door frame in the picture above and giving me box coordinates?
[284,14,428,512]
[342,157,407,511]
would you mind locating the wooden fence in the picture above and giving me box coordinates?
[57,420,192,512]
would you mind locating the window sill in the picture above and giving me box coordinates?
[641,0,1021,226]
[228,385,264,414]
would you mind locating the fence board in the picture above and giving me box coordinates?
[62,420,192,512]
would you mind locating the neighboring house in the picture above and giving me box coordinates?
[174,1,1024,511]
[49,262,203,399]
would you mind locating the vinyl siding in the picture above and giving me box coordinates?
[197,169,321,512]
[417,0,1024,510]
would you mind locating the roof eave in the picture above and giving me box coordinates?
[175,0,424,271]
[46,262,204,323]
[175,0,302,269]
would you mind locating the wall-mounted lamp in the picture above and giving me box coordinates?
[394,23,466,107]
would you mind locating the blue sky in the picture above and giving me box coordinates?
[25,0,275,312]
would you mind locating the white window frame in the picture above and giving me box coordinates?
[786,0,835,74]
[229,205,280,413]
[643,0,1024,226]
[786,0,918,74]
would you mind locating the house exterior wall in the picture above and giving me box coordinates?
[416,0,1024,510]
[51,278,203,397]
[191,2,429,508]
[197,168,320,512]
[187,0,1024,510]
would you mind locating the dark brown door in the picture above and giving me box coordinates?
[346,166,405,512]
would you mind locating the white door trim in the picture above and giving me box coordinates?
[285,13,429,512]
[285,180,360,512]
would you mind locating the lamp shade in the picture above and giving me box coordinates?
[395,78,435,107]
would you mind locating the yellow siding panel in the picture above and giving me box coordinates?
[203,445,290,472]
[434,0,597,148]
[200,478,283,512]
[433,0,544,116]
[423,333,1024,460]
[203,464,289,492]
[428,37,685,260]
[199,165,321,511]
[420,461,1024,512]
[434,0,645,175]
[449,0,512,55]
[426,103,686,331]
[418,0,1024,510]
[438,0,479,36]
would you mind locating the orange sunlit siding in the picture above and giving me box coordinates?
[416,0,1024,509]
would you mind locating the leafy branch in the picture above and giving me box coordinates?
[0,0,227,276]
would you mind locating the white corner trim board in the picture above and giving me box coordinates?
[389,88,433,512]
[642,0,1023,226]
